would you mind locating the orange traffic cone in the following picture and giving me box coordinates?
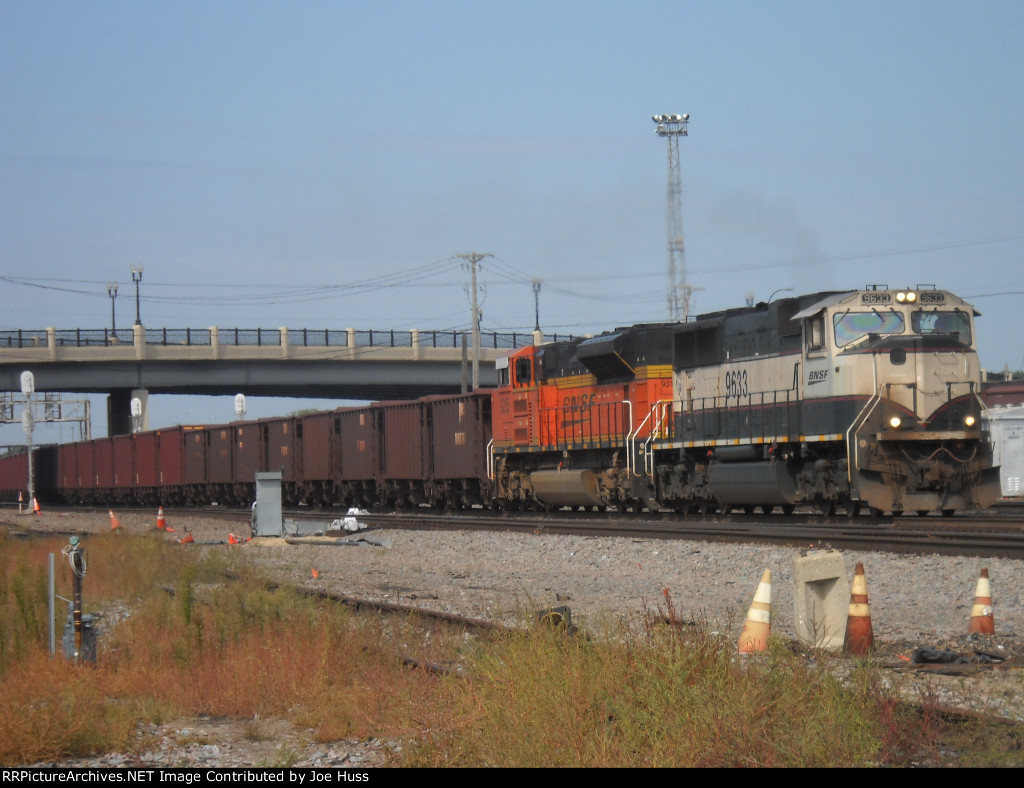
[843,562,874,656]
[311,568,319,579]
[179,532,194,544]
[156,507,175,532]
[32,497,41,515]
[968,568,995,635]
[109,510,122,531]
[228,533,238,544]
[738,569,772,653]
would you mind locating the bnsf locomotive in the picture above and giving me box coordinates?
[0,286,1001,517]
[491,285,1000,516]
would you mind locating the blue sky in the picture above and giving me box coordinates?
[2,1,1023,441]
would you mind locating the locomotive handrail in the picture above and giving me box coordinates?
[642,401,674,480]
[627,399,669,480]
[846,359,882,484]
[486,438,494,482]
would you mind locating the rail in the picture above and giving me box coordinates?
[0,327,574,351]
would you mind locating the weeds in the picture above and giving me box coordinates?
[1,530,1022,767]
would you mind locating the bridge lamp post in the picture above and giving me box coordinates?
[130,264,143,326]
[107,283,118,333]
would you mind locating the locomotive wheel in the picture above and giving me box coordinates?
[845,501,862,517]
[817,498,836,517]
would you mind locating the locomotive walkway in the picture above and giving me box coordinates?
[0,325,555,434]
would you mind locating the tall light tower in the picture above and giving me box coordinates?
[653,113,694,321]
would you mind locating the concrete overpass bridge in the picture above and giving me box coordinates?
[0,325,556,435]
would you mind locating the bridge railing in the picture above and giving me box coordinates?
[0,328,574,351]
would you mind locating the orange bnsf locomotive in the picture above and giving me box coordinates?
[490,285,1001,516]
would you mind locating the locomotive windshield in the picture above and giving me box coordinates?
[833,309,905,347]
[912,309,972,344]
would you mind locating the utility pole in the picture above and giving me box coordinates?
[653,113,700,321]
[458,252,489,390]
[532,278,542,332]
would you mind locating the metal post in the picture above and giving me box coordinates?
[48,552,55,657]
[131,264,143,326]
[21,371,34,508]
[107,283,118,334]
[69,536,84,665]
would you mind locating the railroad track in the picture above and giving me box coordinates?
[6,502,1024,558]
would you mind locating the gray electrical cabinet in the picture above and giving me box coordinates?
[252,471,284,537]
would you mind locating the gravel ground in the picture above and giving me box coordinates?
[6,507,1024,766]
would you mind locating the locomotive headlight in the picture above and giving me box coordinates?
[889,416,902,429]
[906,291,917,302]
[896,292,907,302]
[964,415,976,428]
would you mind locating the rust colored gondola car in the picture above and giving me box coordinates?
[378,399,429,508]
[232,420,267,505]
[265,416,301,505]
[156,426,188,505]
[111,434,134,503]
[425,391,493,508]
[299,410,341,507]
[337,404,382,508]
[183,427,210,504]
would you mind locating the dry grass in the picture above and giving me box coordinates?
[2,528,1023,767]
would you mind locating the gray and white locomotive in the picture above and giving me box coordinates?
[640,285,1000,515]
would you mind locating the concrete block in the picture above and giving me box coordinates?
[791,549,849,651]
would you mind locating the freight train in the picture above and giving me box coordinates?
[0,285,1002,517]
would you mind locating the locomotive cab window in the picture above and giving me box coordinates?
[912,310,971,345]
[514,356,534,388]
[833,309,904,347]
[805,313,827,354]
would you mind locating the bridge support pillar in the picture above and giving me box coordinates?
[107,388,150,436]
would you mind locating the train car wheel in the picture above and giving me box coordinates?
[941,509,955,517]
[916,510,930,517]
[781,504,795,515]
[761,504,775,515]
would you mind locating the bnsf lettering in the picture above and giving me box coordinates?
[808,369,829,384]
[563,393,593,412]
[725,370,748,397]
[918,291,945,304]
[861,292,892,304]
